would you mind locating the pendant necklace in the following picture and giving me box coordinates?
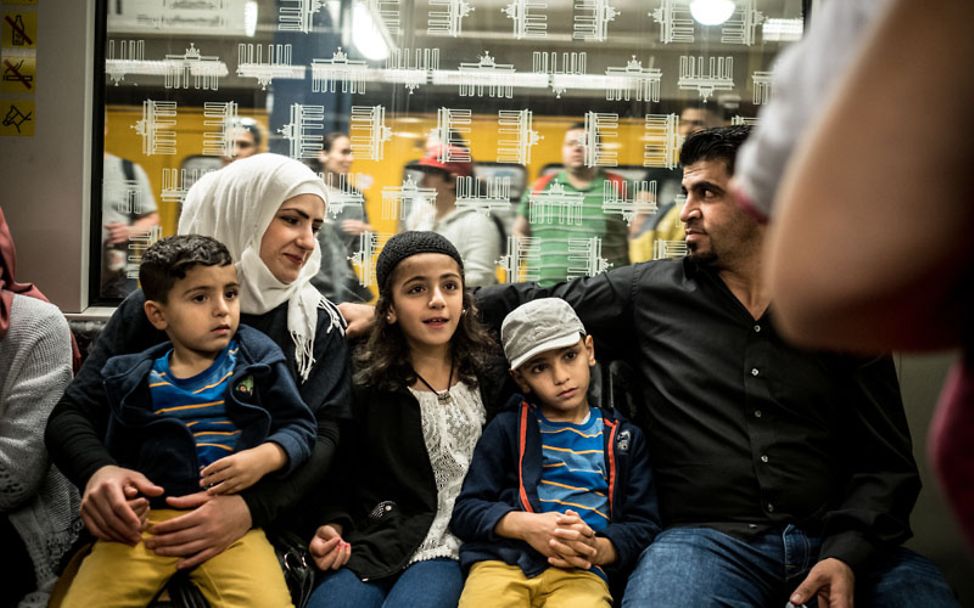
[413,358,455,404]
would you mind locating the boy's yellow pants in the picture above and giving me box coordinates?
[59,509,293,608]
[459,560,611,608]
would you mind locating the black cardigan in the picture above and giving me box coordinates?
[311,372,508,581]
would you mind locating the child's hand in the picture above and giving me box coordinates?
[547,510,598,569]
[200,443,286,495]
[548,510,617,568]
[496,511,565,558]
[309,524,351,571]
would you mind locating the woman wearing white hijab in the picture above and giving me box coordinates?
[46,154,351,574]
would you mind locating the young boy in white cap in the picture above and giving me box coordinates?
[451,298,660,606]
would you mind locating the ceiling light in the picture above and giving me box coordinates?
[689,0,736,26]
[352,1,390,61]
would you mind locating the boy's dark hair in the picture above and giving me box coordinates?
[567,121,586,132]
[140,235,234,302]
[679,125,752,174]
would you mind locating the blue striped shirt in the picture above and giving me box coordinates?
[536,406,609,533]
[149,341,241,468]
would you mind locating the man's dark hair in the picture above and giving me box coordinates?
[679,125,752,174]
[140,235,233,303]
[567,121,586,131]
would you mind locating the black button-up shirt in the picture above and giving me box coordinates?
[477,258,919,569]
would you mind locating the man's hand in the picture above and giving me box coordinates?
[144,492,251,569]
[81,465,164,544]
[790,558,855,608]
[309,524,351,571]
[338,302,376,338]
[200,443,286,495]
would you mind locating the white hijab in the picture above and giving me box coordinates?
[178,153,344,382]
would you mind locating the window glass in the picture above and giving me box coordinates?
[98,0,804,301]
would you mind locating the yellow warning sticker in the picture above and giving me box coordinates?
[2,11,36,48]
[0,99,34,136]
[1,49,34,92]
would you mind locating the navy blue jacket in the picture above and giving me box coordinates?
[100,324,317,507]
[451,396,660,581]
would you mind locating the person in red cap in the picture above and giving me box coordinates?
[403,145,503,287]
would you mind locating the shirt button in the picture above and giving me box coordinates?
[754,325,762,333]
[754,410,763,418]
[767,503,775,512]
[760,454,769,463]
[751,368,760,376]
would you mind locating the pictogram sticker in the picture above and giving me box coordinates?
[2,12,36,48]
[1,50,34,92]
[0,100,34,136]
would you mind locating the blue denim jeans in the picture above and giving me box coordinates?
[621,525,958,607]
[307,558,463,608]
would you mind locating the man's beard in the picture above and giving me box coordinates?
[687,241,718,266]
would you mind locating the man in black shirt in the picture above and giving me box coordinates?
[471,126,957,607]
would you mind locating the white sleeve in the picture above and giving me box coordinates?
[735,0,893,219]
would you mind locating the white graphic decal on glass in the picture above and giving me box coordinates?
[383,48,439,94]
[319,173,368,217]
[350,231,395,287]
[643,113,681,169]
[751,70,773,105]
[381,175,437,221]
[106,39,148,86]
[350,105,393,161]
[721,0,764,46]
[654,239,687,260]
[651,0,694,44]
[731,115,759,126]
[583,111,618,168]
[201,101,240,157]
[528,183,585,225]
[132,100,178,156]
[572,0,619,42]
[455,176,512,215]
[499,236,542,283]
[427,0,474,37]
[277,103,325,160]
[602,180,658,225]
[567,237,611,279]
[237,43,305,90]
[503,0,548,39]
[534,51,587,98]
[163,43,227,91]
[161,168,213,204]
[312,47,369,94]
[678,55,734,101]
[497,109,542,165]
[278,0,325,33]
[433,108,472,161]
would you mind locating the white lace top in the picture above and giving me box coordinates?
[407,380,486,564]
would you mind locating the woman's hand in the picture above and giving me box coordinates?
[81,465,164,544]
[309,524,351,571]
[144,492,252,569]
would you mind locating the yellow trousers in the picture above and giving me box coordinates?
[60,509,292,608]
[459,560,611,608]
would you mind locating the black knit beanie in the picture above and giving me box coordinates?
[375,231,465,290]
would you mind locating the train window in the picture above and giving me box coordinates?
[95,0,806,302]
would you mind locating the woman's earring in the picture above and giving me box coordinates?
[461,308,467,316]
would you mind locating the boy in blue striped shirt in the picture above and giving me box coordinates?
[452,298,660,606]
[61,235,315,607]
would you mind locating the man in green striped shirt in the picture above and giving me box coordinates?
[513,123,630,286]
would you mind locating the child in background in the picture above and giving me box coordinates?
[306,231,503,608]
[61,235,316,608]
[452,298,660,607]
